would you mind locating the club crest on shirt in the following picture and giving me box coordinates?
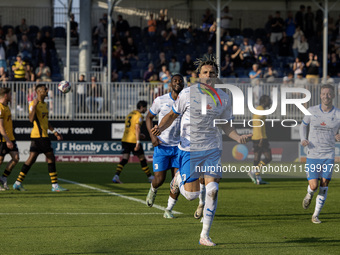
[320,122,326,126]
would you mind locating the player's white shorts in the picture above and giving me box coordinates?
[305,158,335,180]
[178,148,222,184]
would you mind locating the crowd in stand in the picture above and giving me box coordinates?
[0,18,62,84]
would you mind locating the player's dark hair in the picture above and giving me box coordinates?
[35,84,46,91]
[0,87,11,97]
[260,95,271,105]
[137,100,147,109]
[320,84,334,92]
[194,55,219,75]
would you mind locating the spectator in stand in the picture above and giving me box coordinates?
[19,18,30,35]
[220,6,233,36]
[263,65,278,83]
[292,26,304,59]
[25,63,35,81]
[123,37,138,60]
[278,35,290,56]
[0,67,9,84]
[221,54,234,77]
[249,63,263,103]
[27,85,36,104]
[304,6,315,38]
[95,18,107,53]
[159,65,167,80]
[5,28,18,58]
[257,46,271,68]
[18,34,33,61]
[295,5,306,31]
[283,72,294,86]
[160,69,171,94]
[148,14,157,37]
[117,55,133,82]
[155,52,168,73]
[305,53,320,85]
[35,61,51,82]
[144,63,156,82]
[231,44,244,68]
[221,42,232,60]
[249,63,262,80]
[202,8,214,32]
[37,42,51,69]
[112,41,124,61]
[33,31,43,50]
[285,11,295,46]
[297,35,309,63]
[100,37,108,66]
[270,11,284,45]
[12,53,26,82]
[0,36,7,72]
[203,45,214,60]
[42,31,55,50]
[70,14,79,45]
[116,15,130,38]
[86,76,104,113]
[179,25,195,45]
[156,9,169,36]
[295,73,308,88]
[328,53,340,77]
[77,74,86,113]
[169,56,180,75]
[180,54,195,78]
[240,37,254,68]
[253,38,264,58]
[293,57,305,78]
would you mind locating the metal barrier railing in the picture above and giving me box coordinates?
[4,80,339,121]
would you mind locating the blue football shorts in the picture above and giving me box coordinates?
[305,158,335,180]
[153,145,179,172]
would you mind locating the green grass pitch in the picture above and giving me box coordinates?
[1,162,339,255]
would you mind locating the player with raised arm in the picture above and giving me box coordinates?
[112,101,154,183]
[0,87,19,190]
[248,95,271,185]
[13,84,67,192]
[300,84,340,223]
[145,74,184,218]
[151,57,251,246]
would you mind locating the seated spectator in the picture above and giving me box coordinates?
[253,38,264,58]
[160,69,171,94]
[19,18,30,34]
[147,14,157,37]
[26,63,35,81]
[42,31,55,50]
[294,73,308,88]
[18,34,33,61]
[86,76,104,113]
[263,65,278,82]
[221,55,234,77]
[116,15,130,38]
[283,72,294,87]
[305,53,320,85]
[123,37,138,60]
[293,57,304,78]
[35,61,51,82]
[203,45,214,60]
[231,44,244,68]
[297,35,308,63]
[159,65,167,80]
[257,46,271,68]
[189,72,198,86]
[180,54,195,78]
[37,42,52,68]
[144,63,155,82]
[76,74,86,113]
[0,36,7,72]
[33,31,43,49]
[5,28,18,57]
[249,63,262,80]
[0,67,9,84]
[221,42,232,60]
[12,53,26,82]
[155,52,168,73]
[179,25,195,45]
[240,37,254,68]
[112,41,124,60]
[117,55,133,82]
[169,56,180,75]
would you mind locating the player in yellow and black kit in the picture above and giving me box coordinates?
[0,88,19,191]
[112,100,154,183]
[13,84,68,192]
[248,95,272,185]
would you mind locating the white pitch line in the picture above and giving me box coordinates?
[0,212,163,215]
[59,178,182,215]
